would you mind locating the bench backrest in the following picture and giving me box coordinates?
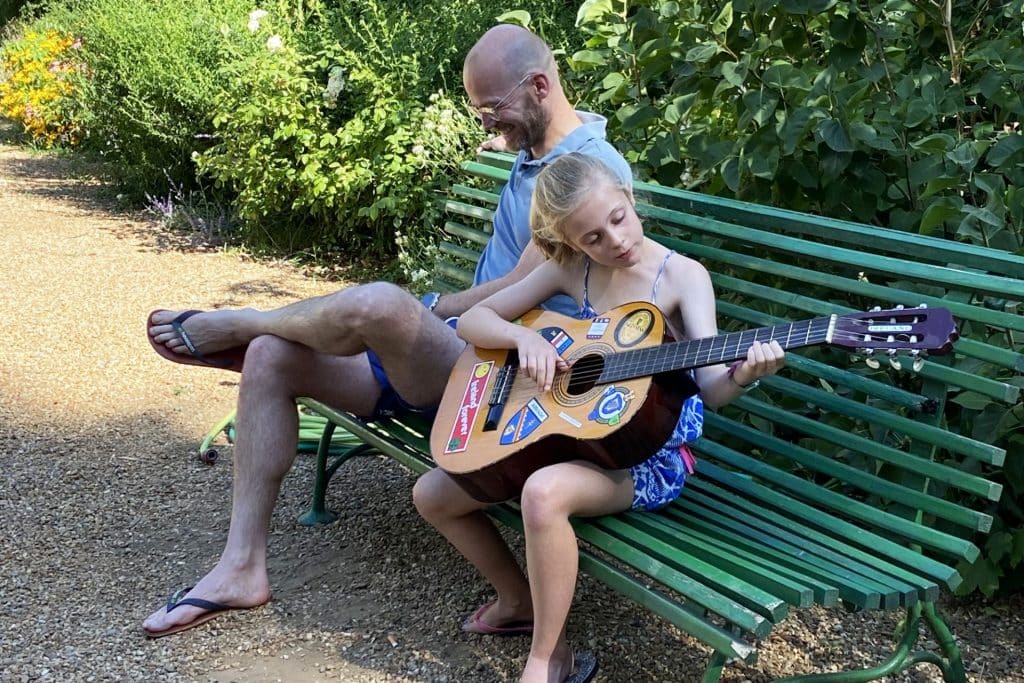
[436,152,1016,596]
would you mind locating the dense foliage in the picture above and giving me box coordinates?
[0,26,80,145]
[570,0,1023,247]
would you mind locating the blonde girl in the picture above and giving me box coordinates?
[414,152,784,683]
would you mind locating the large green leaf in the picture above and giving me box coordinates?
[818,118,854,152]
[987,133,1024,167]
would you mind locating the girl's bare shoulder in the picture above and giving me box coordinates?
[661,251,712,290]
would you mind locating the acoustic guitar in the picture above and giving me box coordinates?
[430,302,958,503]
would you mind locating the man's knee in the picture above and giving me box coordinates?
[327,282,417,333]
[243,335,308,378]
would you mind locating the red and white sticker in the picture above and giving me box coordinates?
[444,361,493,454]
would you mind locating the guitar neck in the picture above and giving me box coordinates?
[599,316,835,383]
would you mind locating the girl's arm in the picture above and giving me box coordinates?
[671,261,784,409]
[457,260,573,391]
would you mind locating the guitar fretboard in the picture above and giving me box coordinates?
[599,317,833,383]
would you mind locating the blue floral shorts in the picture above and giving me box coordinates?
[629,393,703,511]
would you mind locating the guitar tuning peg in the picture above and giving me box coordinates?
[917,303,928,308]
[889,356,902,371]
[913,356,925,372]
[895,304,905,310]
[871,306,882,312]
[865,357,880,369]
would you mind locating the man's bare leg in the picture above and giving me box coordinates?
[148,282,448,372]
[143,285,466,634]
[142,337,382,634]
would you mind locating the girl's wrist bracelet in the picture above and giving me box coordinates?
[728,361,760,391]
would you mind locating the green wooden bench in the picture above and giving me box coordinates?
[294,151,1020,682]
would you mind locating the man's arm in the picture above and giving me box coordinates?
[432,240,546,318]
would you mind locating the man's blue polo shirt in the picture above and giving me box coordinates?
[473,112,632,315]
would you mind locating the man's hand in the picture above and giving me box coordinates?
[477,134,509,153]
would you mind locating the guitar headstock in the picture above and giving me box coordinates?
[831,306,958,369]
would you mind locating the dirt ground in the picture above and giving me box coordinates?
[1,131,1022,682]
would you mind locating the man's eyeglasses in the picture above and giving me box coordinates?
[465,72,536,123]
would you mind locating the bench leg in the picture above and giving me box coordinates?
[774,601,965,682]
[701,651,727,683]
[296,421,377,526]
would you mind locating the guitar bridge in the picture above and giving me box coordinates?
[483,352,518,431]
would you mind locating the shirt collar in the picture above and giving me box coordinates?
[520,111,608,167]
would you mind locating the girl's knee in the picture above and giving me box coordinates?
[412,469,450,521]
[520,471,569,530]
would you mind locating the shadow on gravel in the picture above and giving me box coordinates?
[0,399,537,681]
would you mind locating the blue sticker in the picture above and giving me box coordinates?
[499,399,550,444]
[588,385,633,426]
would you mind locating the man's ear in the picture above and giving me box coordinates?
[531,72,552,101]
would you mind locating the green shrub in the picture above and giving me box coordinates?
[570,0,1023,247]
[43,0,257,194]
[197,0,577,264]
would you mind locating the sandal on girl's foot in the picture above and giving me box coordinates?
[460,600,534,636]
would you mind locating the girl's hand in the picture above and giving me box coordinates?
[732,341,785,387]
[517,331,570,392]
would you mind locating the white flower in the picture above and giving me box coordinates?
[266,34,283,51]
[248,9,268,33]
[411,145,426,157]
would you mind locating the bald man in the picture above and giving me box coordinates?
[142,24,630,640]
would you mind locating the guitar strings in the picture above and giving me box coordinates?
[503,321,935,386]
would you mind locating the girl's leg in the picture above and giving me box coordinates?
[413,469,533,626]
[518,461,634,683]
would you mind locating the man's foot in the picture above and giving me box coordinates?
[146,309,257,371]
[142,567,271,638]
[461,599,535,636]
[149,308,257,356]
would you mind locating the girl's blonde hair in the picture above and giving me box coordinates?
[530,152,633,264]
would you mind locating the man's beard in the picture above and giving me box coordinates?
[504,100,550,153]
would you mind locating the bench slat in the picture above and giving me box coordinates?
[590,517,793,623]
[443,220,491,246]
[735,398,1003,501]
[675,491,925,605]
[641,182,1024,278]
[697,441,980,563]
[757,376,1006,464]
[664,236,1024,337]
[706,413,994,532]
[685,479,942,601]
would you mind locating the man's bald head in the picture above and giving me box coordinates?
[463,24,555,89]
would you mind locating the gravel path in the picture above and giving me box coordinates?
[1,134,1021,682]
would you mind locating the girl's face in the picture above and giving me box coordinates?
[562,181,644,267]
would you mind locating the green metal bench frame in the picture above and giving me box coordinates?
[292,152,1018,682]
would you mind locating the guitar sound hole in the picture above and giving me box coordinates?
[566,354,605,395]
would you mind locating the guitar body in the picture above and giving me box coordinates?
[431,302,697,503]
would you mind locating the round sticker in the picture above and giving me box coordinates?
[615,309,654,348]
